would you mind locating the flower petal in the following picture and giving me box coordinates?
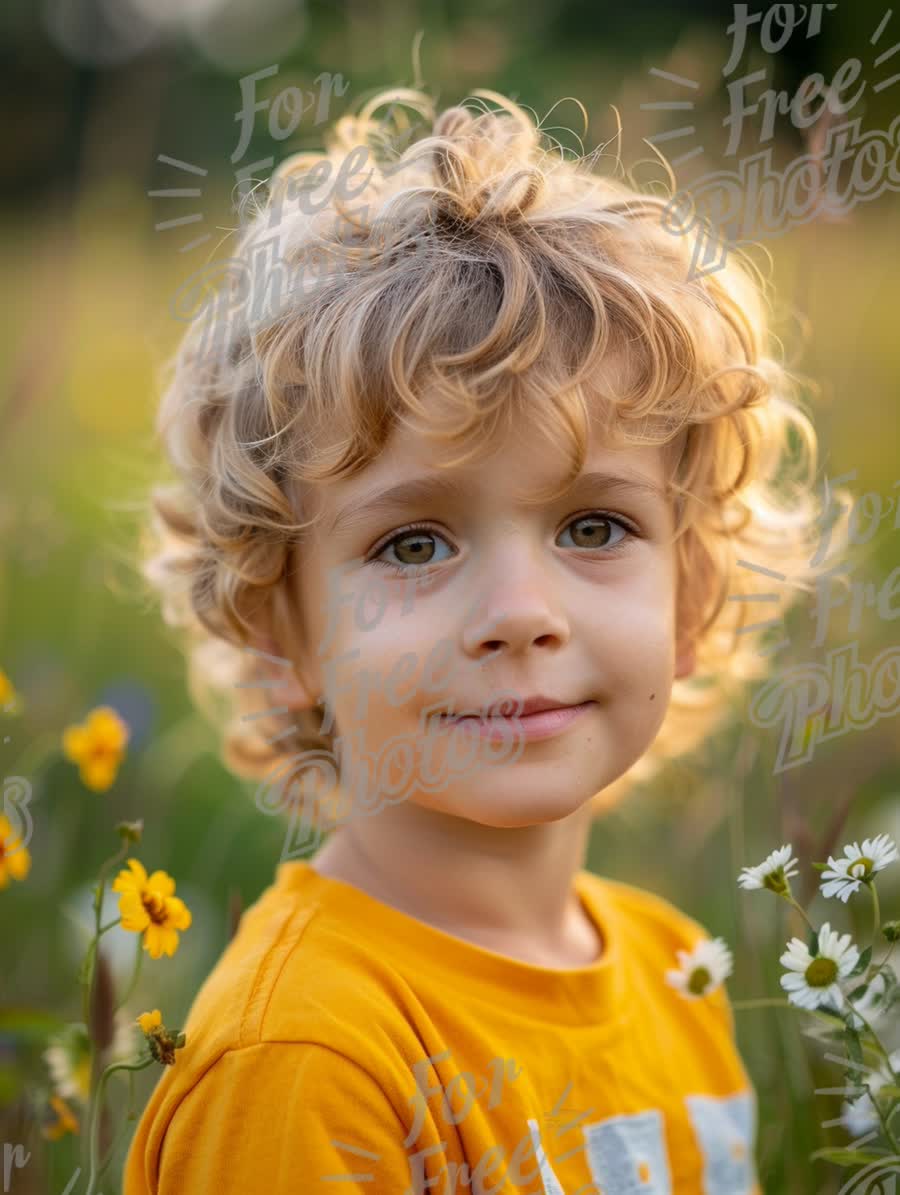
[7,845,31,881]
[62,726,89,762]
[111,869,140,897]
[146,870,175,898]
[88,708,130,749]
[83,758,118,792]
[164,897,192,931]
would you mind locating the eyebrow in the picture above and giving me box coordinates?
[323,469,668,539]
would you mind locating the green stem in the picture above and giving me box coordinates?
[80,940,97,1026]
[732,997,795,1011]
[93,846,128,936]
[864,1076,900,1156]
[888,1097,900,1134]
[784,895,818,937]
[730,998,859,1036]
[80,843,129,1028]
[93,1080,140,1181]
[871,882,881,942]
[841,1001,900,1150]
[731,998,851,1034]
[867,938,896,984]
[114,936,145,1014]
[79,837,133,1180]
[846,1000,893,1067]
[84,1057,155,1195]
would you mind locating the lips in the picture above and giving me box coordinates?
[436,700,597,743]
[441,695,586,720]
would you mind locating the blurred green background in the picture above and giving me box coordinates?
[1,0,898,1191]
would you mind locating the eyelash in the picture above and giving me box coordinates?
[366,511,640,575]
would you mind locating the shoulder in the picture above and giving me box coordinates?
[120,871,422,1151]
[582,872,738,1032]
[172,1039,407,1111]
[138,1042,416,1195]
[182,873,412,1033]
[585,871,717,947]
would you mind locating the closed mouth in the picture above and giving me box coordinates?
[440,701,595,721]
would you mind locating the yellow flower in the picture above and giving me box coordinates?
[0,812,31,889]
[136,1009,162,1035]
[111,859,192,959]
[41,1095,80,1140]
[0,666,23,715]
[62,705,130,792]
[135,1008,186,1066]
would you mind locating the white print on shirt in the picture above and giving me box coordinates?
[684,1091,757,1194]
[584,1108,674,1194]
[574,1093,757,1195]
[525,1118,566,1195]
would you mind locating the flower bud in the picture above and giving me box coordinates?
[136,1009,187,1067]
[117,819,144,845]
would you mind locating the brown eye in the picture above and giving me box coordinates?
[562,515,627,550]
[369,524,456,574]
[392,531,438,565]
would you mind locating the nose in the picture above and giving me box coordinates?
[460,542,571,661]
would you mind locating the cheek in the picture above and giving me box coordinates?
[328,613,460,730]
[587,574,676,675]
[589,591,676,752]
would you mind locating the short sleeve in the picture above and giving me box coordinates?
[154,1043,418,1194]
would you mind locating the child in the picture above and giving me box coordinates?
[125,85,823,1194]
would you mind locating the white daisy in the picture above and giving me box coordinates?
[665,937,734,1000]
[43,1012,137,1106]
[737,844,800,895]
[43,1024,91,1105]
[819,834,899,903]
[779,922,861,1011]
[839,1048,900,1137]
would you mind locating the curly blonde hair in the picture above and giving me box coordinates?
[141,84,835,823]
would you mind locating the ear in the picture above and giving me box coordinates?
[247,632,318,711]
[674,645,693,683]
[675,638,696,681]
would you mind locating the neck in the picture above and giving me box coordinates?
[310,797,597,961]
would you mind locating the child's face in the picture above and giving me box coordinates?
[280,409,693,828]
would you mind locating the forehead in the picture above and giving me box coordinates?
[291,346,678,528]
[301,405,673,536]
[382,417,663,484]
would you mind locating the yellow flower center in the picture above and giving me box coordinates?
[806,957,838,987]
[143,891,168,924]
[688,966,712,995]
[848,857,873,879]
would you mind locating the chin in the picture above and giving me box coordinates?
[414,783,593,828]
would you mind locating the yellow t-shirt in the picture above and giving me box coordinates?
[122,861,762,1194]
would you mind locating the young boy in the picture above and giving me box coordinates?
[125,86,822,1194]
